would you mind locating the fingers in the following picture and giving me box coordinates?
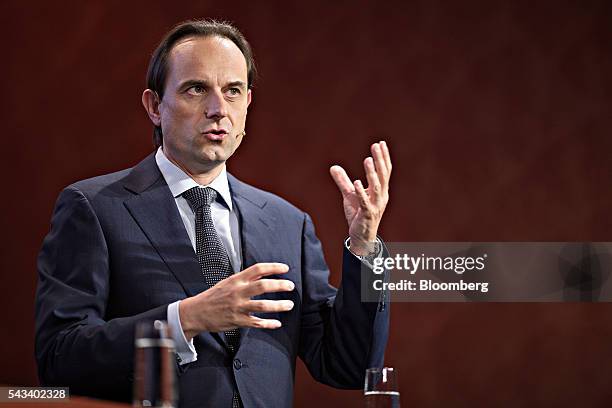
[364,157,381,199]
[371,142,389,189]
[238,263,294,296]
[329,165,354,196]
[245,299,294,313]
[244,316,282,329]
[190,264,295,334]
[240,298,294,328]
[371,143,387,174]
[243,278,295,297]
[240,263,289,281]
[237,301,295,330]
[332,142,391,200]
[381,140,392,174]
[353,179,370,209]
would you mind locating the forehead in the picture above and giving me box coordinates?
[166,35,248,83]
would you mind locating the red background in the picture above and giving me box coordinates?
[2,1,612,406]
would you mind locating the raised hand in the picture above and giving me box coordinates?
[179,263,295,340]
[330,141,392,256]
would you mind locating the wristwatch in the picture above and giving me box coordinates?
[354,240,381,265]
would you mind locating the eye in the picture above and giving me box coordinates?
[226,87,242,96]
[187,85,206,95]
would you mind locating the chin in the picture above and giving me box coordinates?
[196,149,230,166]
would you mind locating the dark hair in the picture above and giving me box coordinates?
[146,19,257,148]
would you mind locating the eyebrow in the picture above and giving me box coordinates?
[178,79,247,90]
[226,81,247,89]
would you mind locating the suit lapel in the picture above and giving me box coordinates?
[122,154,206,298]
[228,175,274,269]
[228,174,277,346]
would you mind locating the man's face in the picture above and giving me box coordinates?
[158,35,251,173]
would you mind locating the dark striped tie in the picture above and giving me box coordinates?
[182,186,242,408]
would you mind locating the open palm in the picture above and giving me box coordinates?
[330,141,392,256]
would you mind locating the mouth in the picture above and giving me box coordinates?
[201,128,228,141]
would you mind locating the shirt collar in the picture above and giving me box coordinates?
[155,147,233,210]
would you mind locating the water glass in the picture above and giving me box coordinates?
[133,320,177,408]
[364,367,400,408]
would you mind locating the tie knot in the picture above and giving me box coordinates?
[183,187,217,211]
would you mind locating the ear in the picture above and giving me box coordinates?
[246,89,252,108]
[142,89,162,126]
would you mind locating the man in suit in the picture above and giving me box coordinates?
[35,19,392,407]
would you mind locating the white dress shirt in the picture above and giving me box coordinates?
[156,147,241,364]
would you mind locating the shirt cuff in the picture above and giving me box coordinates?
[167,300,198,365]
[344,237,383,269]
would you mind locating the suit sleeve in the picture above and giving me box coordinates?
[298,213,390,389]
[35,186,168,401]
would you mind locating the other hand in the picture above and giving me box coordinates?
[330,141,392,256]
[179,263,295,340]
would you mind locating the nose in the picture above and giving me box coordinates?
[204,90,228,120]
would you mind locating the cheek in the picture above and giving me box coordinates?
[164,103,188,121]
[161,103,199,132]
[230,106,248,125]
[234,134,244,148]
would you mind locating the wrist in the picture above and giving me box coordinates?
[179,297,201,340]
[348,237,377,256]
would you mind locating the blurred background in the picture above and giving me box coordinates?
[1,0,612,406]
